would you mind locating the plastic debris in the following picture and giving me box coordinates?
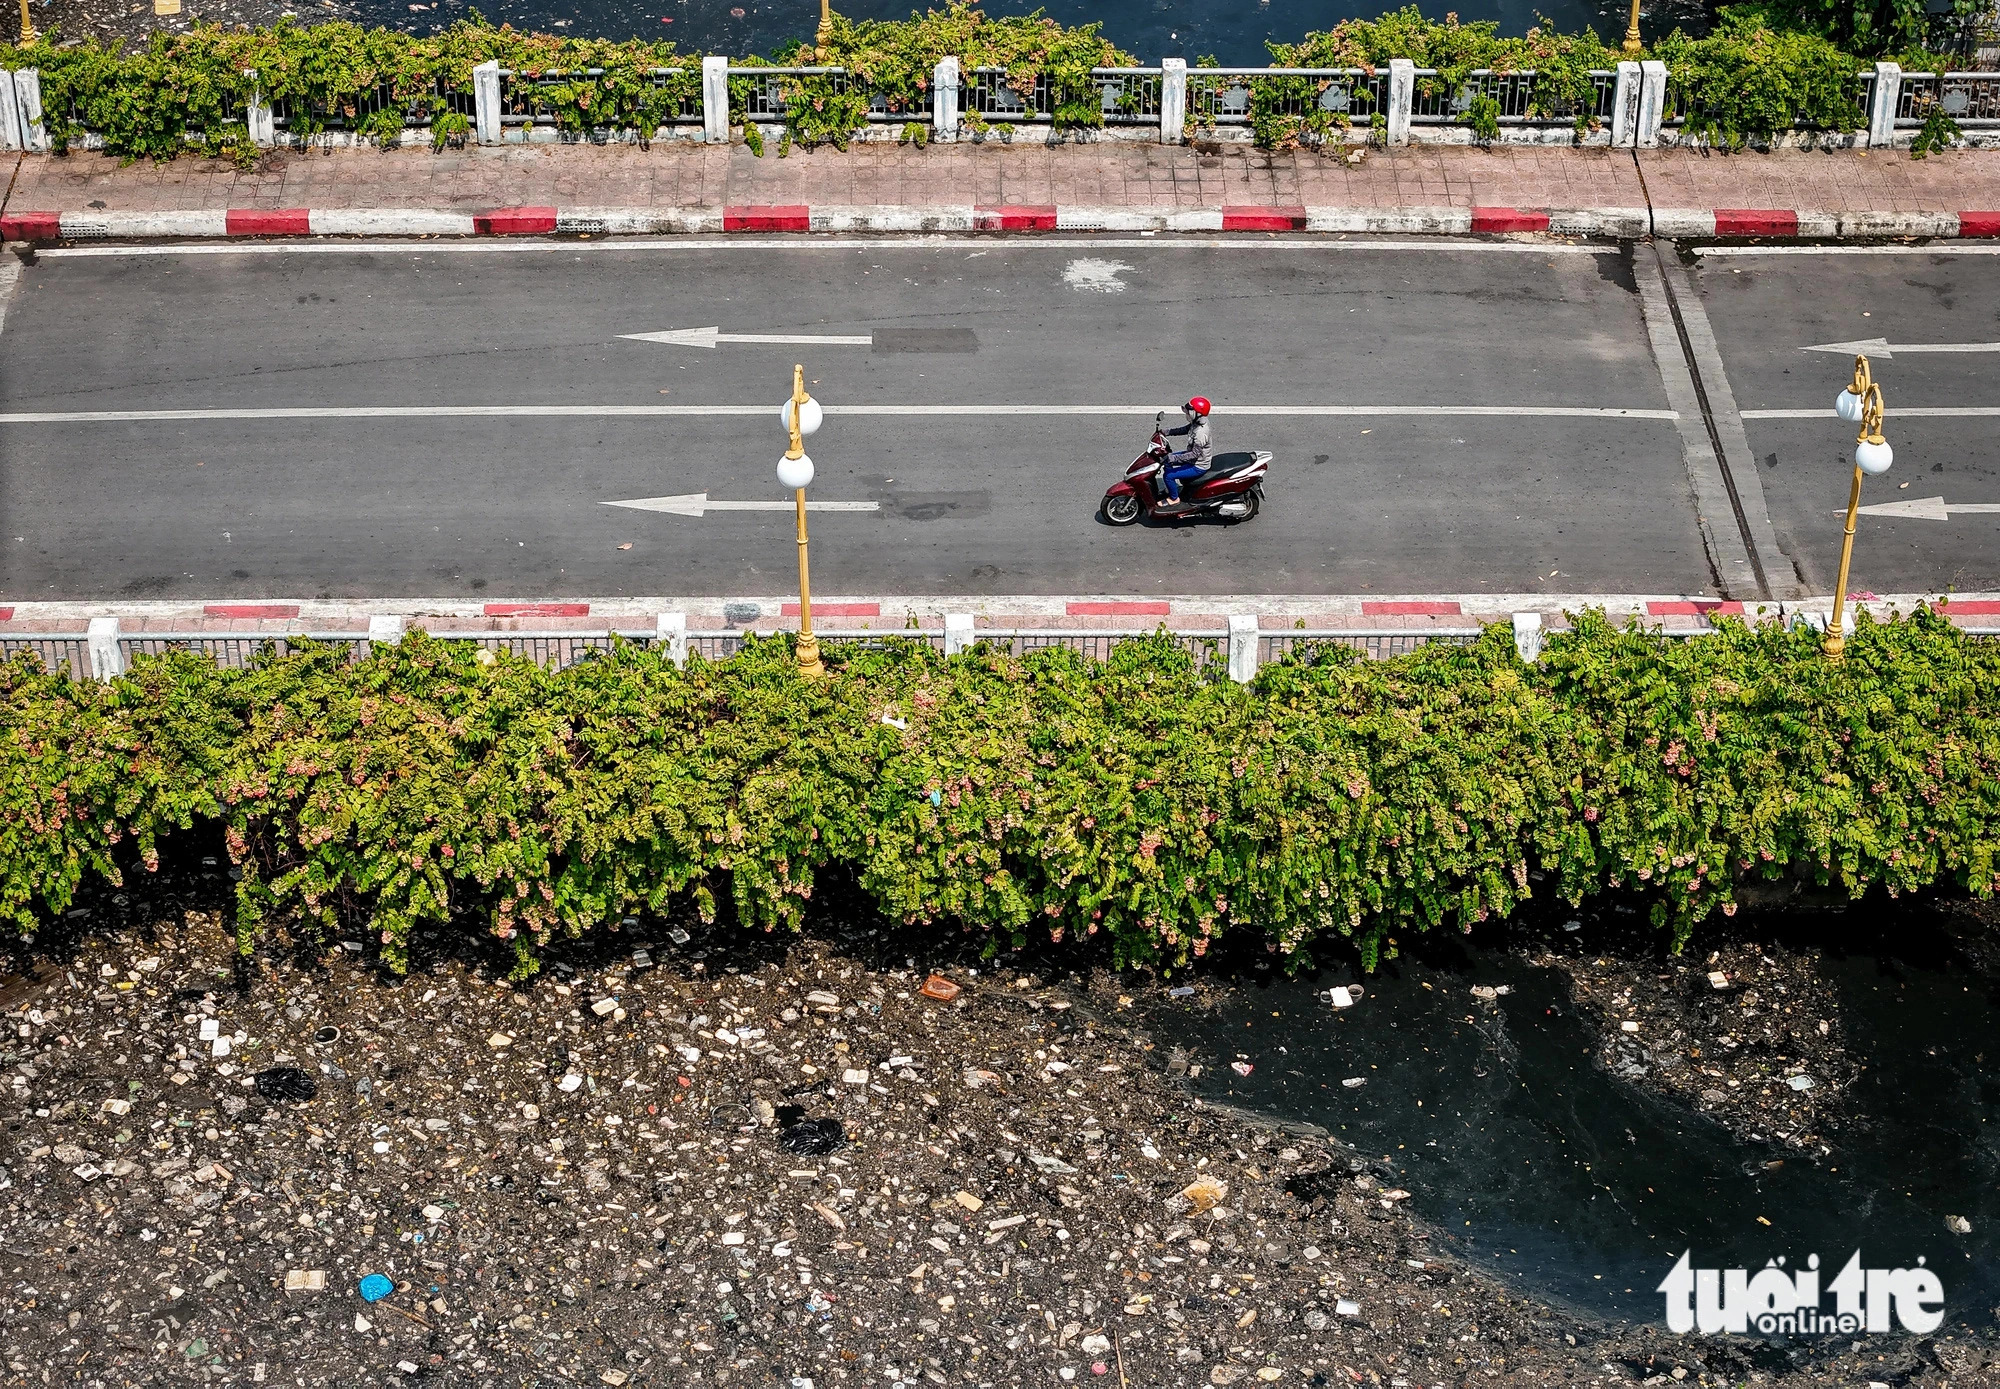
[778,1118,847,1156]
[253,1067,319,1102]
[358,1274,395,1303]
[919,975,962,1002]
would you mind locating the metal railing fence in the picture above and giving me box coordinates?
[496,67,702,130]
[1895,72,2000,126]
[5,622,1995,685]
[1408,68,1619,126]
[731,66,929,123]
[1188,68,1383,126]
[964,67,1052,122]
[1092,68,1163,124]
[270,80,474,134]
[1260,629,1484,664]
[0,636,91,675]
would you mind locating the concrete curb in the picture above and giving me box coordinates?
[4,592,1997,630]
[6,204,1998,242]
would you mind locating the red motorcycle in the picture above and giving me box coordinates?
[1099,413,1270,525]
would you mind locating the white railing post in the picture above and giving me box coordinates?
[943,612,975,657]
[1227,614,1259,684]
[245,72,274,146]
[473,61,502,144]
[1160,58,1186,145]
[1636,60,1667,148]
[702,56,730,144]
[14,69,47,153]
[364,615,406,656]
[86,617,124,682]
[656,612,688,669]
[0,70,22,153]
[933,56,960,142]
[1512,612,1544,663]
[1610,60,1641,147]
[1386,59,1415,146]
[1867,62,1901,148]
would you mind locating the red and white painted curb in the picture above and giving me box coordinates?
[6,204,1999,242]
[5,593,1997,630]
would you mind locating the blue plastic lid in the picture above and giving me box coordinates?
[358,1273,394,1303]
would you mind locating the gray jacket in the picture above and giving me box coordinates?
[1164,415,1212,467]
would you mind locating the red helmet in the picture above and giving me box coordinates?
[1184,396,1212,417]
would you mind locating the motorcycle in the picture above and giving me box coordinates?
[1099,413,1270,526]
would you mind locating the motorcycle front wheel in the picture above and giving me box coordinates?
[1100,494,1142,526]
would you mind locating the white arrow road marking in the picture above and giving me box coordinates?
[1844,496,2000,520]
[621,326,875,349]
[603,493,881,518]
[0,403,1677,425]
[1802,337,2000,359]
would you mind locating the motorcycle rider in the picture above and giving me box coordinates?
[1161,397,1213,503]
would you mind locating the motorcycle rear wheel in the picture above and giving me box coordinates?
[1227,491,1261,523]
[1100,494,1142,526]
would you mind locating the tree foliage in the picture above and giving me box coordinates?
[4,614,1997,977]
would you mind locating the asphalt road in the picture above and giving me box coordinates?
[0,236,1992,601]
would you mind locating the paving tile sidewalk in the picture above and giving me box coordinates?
[6,141,1999,219]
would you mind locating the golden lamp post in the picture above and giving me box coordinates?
[814,0,832,62]
[1824,354,1894,661]
[777,364,827,680]
[18,0,35,45]
[1622,0,1643,55]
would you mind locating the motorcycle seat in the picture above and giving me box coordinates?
[1190,451,1262,482]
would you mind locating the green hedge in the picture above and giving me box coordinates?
[0,5,1955,159]
[4,611,1997,976]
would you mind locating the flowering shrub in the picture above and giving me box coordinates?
[2,612,1995,976]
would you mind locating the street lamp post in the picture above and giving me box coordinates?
[1622,0,1642,54]
[1824,353,1894,662]
[777,363,827,680]
[18,0,35,46]
[815,0,832,61]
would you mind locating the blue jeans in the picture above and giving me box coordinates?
[1164,463,1204,501]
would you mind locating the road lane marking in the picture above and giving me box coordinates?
[0,256,19,343]
[1846,496,2000,520]
[0,404,1677,424]
[622,326,874,349]
[1802,336,2000,358]
[604,494,880,517]
[35,237,1620,259]
[1743,407,2000,419]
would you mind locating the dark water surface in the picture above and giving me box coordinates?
[1141,906,2000,1329]
[372,0,1711,67]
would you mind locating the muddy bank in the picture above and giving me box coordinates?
[2,848,1996,1387]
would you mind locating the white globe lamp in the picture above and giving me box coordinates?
[1835,388,1864,423]
[1855,438,1893,475]
[780,395,823,437]
[778,453,815,491]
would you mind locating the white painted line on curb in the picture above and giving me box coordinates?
[1742,407,2000,419]
[0,403,1679,425]
[1699,245,2000,258]
[35,237,1622,259]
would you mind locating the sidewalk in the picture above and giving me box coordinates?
[5,142,1999,238]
